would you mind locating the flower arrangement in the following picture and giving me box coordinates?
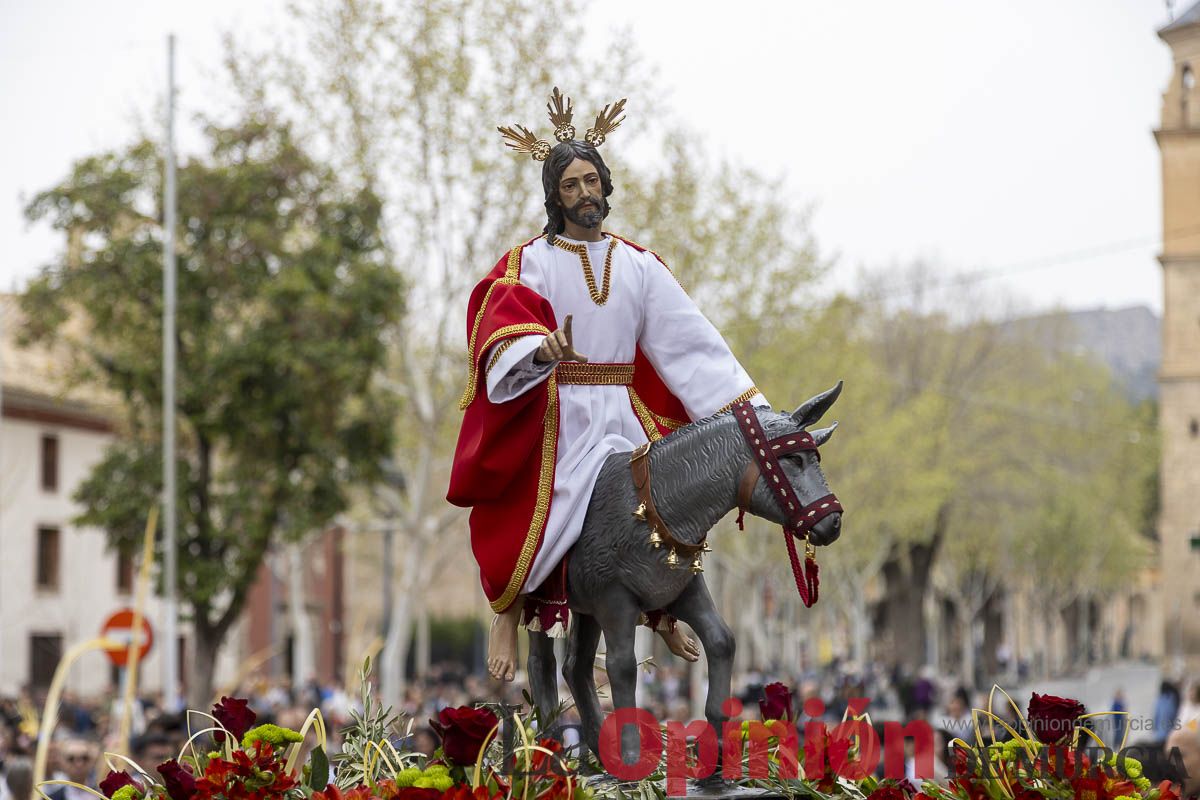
[34,675,1181,800]
[37,660,589,800]
[59,693,327,800]
[706,684,1178,800]
[919,689,1177,800]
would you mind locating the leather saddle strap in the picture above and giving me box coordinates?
[630,444,704,556]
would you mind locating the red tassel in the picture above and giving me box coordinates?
[805,554,819,606]
[736,509,746,531]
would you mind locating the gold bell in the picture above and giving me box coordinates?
[649,527,663,548]
[702,540,713,553]
[691,553,704,574]
[632,502,647,521]
[666,548,679,568]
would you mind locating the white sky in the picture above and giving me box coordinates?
[0,0,1177,313]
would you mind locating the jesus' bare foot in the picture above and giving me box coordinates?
[487,603,522,681]
[657,625,701,662]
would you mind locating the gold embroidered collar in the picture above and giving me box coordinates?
[551,236,617,306]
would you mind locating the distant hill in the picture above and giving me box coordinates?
[1006,306,1161,402]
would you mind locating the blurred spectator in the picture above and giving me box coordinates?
[4,758,32,800]
[1111,688,1128,745]
[301,679,324,712]
[60,695,95,737]
[936,686,971,738]
[46,737,98,800]
[411,728,438,758]
[1156,681,1183,745]
[1166,725,1200,799]
[911,667,937,719]
[1178,684,1200,733]
[264,681,292,713]
[133,732,175,772]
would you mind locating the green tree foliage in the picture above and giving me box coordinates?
[697,263,1156,679]
[20,117,401,705]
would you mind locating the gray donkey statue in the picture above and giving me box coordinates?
[525,381,845,772]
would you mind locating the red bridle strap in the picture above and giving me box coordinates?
[731,402,842,607]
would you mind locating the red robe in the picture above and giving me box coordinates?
[447,235,691,613]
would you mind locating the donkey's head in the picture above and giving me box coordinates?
[735,382,843,546]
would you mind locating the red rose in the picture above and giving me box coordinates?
[393,790,443,800]
[867,784,909,800]
[211,696,257,744]
[156,760,197,800]
[313,786,373,800]
[99,771,137,799]
[758,682,796,722]
[442,788,504,800]
[1013,788,1044,800]
[430,706,499,766]
[1027,693,1086,744]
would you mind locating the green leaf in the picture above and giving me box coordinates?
[308,746,329,791]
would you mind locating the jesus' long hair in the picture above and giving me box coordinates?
[541,140,614,241]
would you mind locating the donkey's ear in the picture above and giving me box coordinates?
[792,381,843,429]
[810,422,838,446]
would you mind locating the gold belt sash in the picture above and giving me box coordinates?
[555,362,635,385]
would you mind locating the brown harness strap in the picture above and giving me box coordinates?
[629,443,705,557]
[737,460,760,518]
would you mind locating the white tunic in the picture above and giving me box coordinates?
[484,234,763,593]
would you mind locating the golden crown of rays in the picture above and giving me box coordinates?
[497,87,627,161]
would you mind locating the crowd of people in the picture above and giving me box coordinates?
[2,660,1199,799]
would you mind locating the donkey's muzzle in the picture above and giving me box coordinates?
[809,511,842,546]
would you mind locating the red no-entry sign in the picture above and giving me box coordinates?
[100,609,154,667]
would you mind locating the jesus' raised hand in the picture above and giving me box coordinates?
[535,314,589,364]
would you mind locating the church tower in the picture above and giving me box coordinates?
[1157,5,1200,666]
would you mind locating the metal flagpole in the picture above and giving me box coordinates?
[163,33,180,711]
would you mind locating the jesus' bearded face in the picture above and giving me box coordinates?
[557,157,607,229]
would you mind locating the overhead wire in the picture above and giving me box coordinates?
[819,220,1200,309]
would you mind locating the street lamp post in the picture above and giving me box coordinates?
[162,33,180,712]
[377,460,405,699]
[381,523,394,639]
